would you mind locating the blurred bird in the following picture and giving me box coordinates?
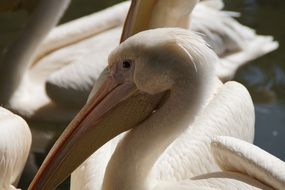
[0,107,31,190]
[0,1,129,172]
[0,0,128,122]
[0,0,73,122]
[0,0,278,122]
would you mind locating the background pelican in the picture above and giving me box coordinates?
[28,28,285,190]
[0,2,132,167]
[0,2,74,184]
[0,0,74,122]
[0,107,31,190]
[0,0,278,122]
[0,0,132,127]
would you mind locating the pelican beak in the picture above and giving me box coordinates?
[28,72,166,190]
[121,0,157,42]
[121,0,197,42]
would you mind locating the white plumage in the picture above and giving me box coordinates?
[69,28,282,190]
[0,107,31,190]
[211,136,285,189]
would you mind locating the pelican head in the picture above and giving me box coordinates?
[28,28,217,190]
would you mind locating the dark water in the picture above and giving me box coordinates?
[0,0,284,189]
[224,0,285,160]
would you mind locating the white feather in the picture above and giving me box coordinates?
[0,107,31,190]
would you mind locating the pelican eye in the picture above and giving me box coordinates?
[122,60,132,69]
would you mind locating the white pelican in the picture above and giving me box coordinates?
[0,107,32,190]
[43,0,278,112]
[26,28,284,190]
[0,0,130,121]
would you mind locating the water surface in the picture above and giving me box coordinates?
[225,0,285,160]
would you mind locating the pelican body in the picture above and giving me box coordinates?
[27,28,285,190]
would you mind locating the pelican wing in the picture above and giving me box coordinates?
[8,2,128,120]
[28,2,128,110]
[44,27,121,109]
[32,1,129,63]
[155,173,270,190]
[155,181,221,190]
[211,136,285,189]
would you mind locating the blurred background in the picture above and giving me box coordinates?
[224,0,285,160]
[0,0,284,189]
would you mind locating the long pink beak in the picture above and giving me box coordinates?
[28,72,165,190]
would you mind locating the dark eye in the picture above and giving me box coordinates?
[122,60,132,69]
